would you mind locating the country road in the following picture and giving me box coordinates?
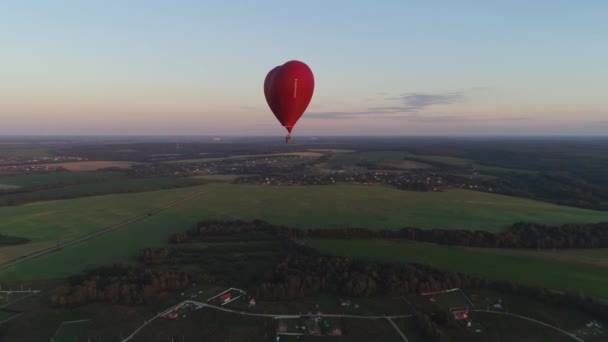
[0,189,207,270]
[470,310,585,342]
[121,299,414,342]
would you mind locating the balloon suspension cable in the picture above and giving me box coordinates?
[285,133,292,144]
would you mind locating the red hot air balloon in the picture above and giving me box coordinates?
[264,60,315,143]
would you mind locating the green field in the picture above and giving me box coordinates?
[327,151,407,167]
[52,320,89,342]
[0,147,50,159]
[406,154,533,174]
[0,309,18,322]
[2,183,608,280]
[0,177,205,203]
[0,171,123,188]
[309,239,608,298]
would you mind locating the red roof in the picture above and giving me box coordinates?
[220,293,232,300]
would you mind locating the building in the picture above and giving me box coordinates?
[450,307,469,320]
[220,293,232,303]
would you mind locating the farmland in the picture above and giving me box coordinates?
[0,171,123,187]
[0,177,206,204]
[2,183,608,280]
[308,239,608,298]
[327,151,407,167]
[38,161,138,171]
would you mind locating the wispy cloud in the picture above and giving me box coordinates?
[308,90,472,119]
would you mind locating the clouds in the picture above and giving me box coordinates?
[307,90,470,119]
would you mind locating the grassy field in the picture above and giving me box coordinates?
[52,320,89,342]
[2,183,608,280]
[0,177,206,204]
[0,184,21,190]
[406,154,471,167]
[309,239,608,298]
[327,151,407,167]
[0,186,206,264]
[380,160,433,170]
[0,147,50,159]
[190,174,242,182]
[39,161,138,171]
[0,309,18,322]
[0,171,123,187]
[407,154,534,174]
[166,152,320,164]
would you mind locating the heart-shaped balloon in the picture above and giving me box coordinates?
[264,60,315,134]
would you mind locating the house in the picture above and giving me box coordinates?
[339,299,352,307]
[220,293,232,303]
[330,328,343,336]
[450,307,469,320]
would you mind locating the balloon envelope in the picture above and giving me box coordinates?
[264,60,314,133]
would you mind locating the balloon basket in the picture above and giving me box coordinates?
[285,134,292,144]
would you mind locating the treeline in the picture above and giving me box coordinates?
[173,219,608,249]
[298,222,608,249]
[50,264,190,307]
[177,221,608,319]
[256,249,608,320]
[477,172,608,210]
[0,234,30,246]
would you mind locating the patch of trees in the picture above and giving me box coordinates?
[300,222,608,249]
[49,264,190,307]
[255,248,608,320]
[477,172,608,210]
[176,219,608,250]
[0,234,30,246]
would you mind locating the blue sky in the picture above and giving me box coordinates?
[1,1,607,135]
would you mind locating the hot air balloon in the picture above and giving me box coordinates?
[264,60,315,143]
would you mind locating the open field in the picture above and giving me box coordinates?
[52,320,89,342]
[0,309,18,322]
[407,154,535,174]
[39,161,138,171]
[309,239,608,298]
[165,152,321,164]
[190,174,242,182]
[327,151,407,167]
[2,183,608,280]
[0,147,50,159]
[379,160,433,170]
[0,186,207,264]
[406,154,471,167]
[0,171,123,187]
[308,148,355,153]
[0,177,206,205]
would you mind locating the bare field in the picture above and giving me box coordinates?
[308,148,355,153]
[378,160,433,170]
[190,174,242,182]
[40,161,138,171]
[0,184,21,190]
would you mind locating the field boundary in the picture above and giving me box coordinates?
[121,299,413,342]
[51,319,90,342]
[0,289,40,308]
[0,189,208,270]
[470,309,585,342]
[0,310,22,326]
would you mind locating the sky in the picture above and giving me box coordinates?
[1,1,608,136]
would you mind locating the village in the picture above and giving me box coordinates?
[143,286,515,342]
